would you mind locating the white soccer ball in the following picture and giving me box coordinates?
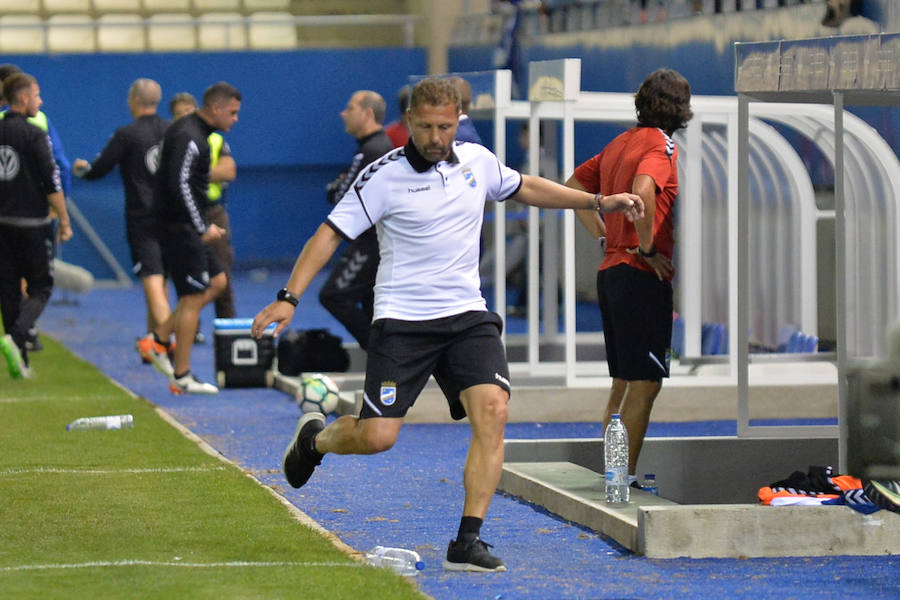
[297,373,340,415]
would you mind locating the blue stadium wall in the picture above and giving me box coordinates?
[11,49,426,279]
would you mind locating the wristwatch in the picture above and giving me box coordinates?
[276,288,299,307]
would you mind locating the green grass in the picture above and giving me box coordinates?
[0,337,424,599]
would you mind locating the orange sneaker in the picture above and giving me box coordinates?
[138,333,174,378]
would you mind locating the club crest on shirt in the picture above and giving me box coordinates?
[463,168,477,188]
[380,382,397,406]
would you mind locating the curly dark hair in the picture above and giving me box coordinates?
[409,76,460,113]
[634,69,693,135]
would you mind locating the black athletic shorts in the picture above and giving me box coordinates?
[360,310,511,420]
[160,222,223,297]
[597,264,673,381]
[126,216,165,278]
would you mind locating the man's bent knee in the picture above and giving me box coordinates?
[358,419,400,454]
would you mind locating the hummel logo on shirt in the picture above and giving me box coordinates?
[408,185,431,193]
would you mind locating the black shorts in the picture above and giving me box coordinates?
[597,264,672,381]
[126,216,165,278]
[360,311,511,420]
[160,222,223,297]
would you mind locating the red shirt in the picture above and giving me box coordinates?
[384,120,409,148]
[573,126,678,279]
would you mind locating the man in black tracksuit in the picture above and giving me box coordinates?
[73,78,170,350]
[0,72,72,379]
[319,90,393,351]
[146,82,241,395]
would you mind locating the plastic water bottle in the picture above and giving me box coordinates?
[66,414,134,431]
[642,473,659,496]
[604,413,629,503]
[364,546,425,577]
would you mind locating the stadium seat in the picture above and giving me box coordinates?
[193,0,240,11]
[198,12,247,50]
[96,14,145,52]
[775,323,799,353]
[786,331,802,353]
[43,0,92,13]
[0,15,45,54]
[0,0,40,13]
[671,314,685,358]
[803,335,819,353]
[143,0,190,12]
[248,11,296,49]
[147,13,196,51]
[242,0,290,11]
[47,14,96,53]
[92,0,141,12]
[701,322,726,355]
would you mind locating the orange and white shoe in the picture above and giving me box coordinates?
[138,333,174,378]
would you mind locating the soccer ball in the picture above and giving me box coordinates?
[297,373,340,415]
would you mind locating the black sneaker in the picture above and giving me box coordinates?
[443,537,507,572]
[283,412,325,488]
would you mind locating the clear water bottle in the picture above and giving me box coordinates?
[66,414,134,431]
[364,546,424,577]
[604,413,629,503]
[642,473,659,496]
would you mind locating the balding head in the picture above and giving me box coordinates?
[448,76,473,114]
[128,78,161,117]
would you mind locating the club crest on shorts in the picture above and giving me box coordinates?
[380,382,397,406]
[463,168,477,188]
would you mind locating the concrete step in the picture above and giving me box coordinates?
[500,460,900,558]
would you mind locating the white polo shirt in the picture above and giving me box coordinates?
[326,141,522,321]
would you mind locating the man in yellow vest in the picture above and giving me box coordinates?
[170,92,237,320]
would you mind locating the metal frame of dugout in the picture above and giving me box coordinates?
[735,33,900,469]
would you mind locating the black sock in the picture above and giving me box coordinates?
[303,431,323,460]
[152,332,169,348]
[457,516,483,543]
[174,369,190,380]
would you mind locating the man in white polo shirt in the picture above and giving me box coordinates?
[252,76,643,572]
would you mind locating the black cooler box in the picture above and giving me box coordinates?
[214,318,276,388]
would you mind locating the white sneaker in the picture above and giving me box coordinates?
[141,333,174,378]
[169,372,218,395]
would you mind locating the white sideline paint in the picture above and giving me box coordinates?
[0,560,364,572]
[0,466,226,476]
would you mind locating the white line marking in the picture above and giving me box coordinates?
[0,466,226,476]
[0,560,364,572]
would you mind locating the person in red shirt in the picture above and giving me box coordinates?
[383,85,410,148]
[566,69,693,483]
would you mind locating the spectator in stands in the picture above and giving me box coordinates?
[252,76,642,573]
[319,90,394,351]
[567,68,692,486]
[0,72,72,379]
[144,82,241,395]
[383,85,411,148]
[449,76,483,145]
[73,79,171,363]
[1,63,73,353]
[169,92,238,321]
